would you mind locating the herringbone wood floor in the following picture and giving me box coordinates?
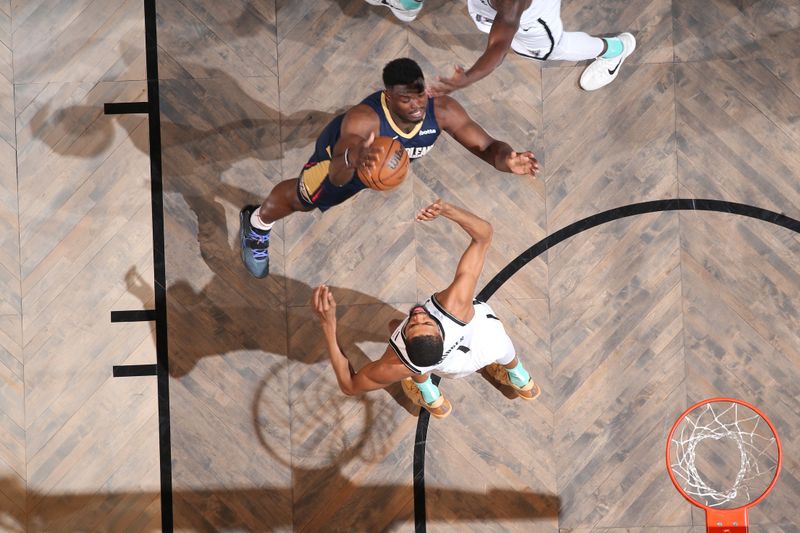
[2,0,799,531]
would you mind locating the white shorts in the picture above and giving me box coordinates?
[433,305,516,379]
[467,1,603,61]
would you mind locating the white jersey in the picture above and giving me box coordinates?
[466,0,561,30]
[389,294,516,379]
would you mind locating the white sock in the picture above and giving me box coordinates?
[250,209,274,232]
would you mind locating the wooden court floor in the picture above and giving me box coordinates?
[1,0,799,531]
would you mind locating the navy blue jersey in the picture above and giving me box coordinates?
[359,91,441,160]
[296,91,442,212]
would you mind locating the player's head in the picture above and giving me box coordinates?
[382,58,427,123]
[403,305,443,367]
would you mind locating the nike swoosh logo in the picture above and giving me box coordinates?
[608,59,623,75]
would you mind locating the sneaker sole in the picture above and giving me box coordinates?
[364,0,419,22]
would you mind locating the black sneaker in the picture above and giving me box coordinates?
[239,205,270,278]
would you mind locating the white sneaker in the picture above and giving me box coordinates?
[365,0,422,22]
[579,32,636,91]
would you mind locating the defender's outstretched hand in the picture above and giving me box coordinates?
[311,285,337,331]
[427,65,468,97]
[416,199,445,222]
[506,150,539,177]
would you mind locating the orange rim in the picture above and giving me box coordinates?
[665,397,782,512]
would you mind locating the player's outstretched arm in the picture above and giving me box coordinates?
[436,96,539,177]
[428,0,526,96]
[328,106,383,186]
[416,200,492,313]
[312,285,411,395]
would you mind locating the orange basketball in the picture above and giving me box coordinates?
[357,136,409,191]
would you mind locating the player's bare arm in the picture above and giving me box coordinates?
[415,199,492,321]
[435,96,539,177]
[328,105,383,186]
[312,285,413,395]
[429,0,529,96]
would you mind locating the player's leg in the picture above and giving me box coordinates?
[240,157,369,278]
[364,0,423,23]
[481,314,540,400]
[507,7,635,91]
[552,31,636,91]
[240,178,311,279]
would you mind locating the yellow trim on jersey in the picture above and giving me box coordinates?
[381,92,423,139]
[301,160,331,197]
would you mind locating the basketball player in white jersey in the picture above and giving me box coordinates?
[311,199,539,418]
[420,0,636,93]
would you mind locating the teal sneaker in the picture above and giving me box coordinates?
[365,0,423,22]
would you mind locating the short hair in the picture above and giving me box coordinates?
[406,334,444,368]
[382,58,425,91]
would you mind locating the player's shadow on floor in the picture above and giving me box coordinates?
[0,473,560,531]
[124,266,412,410]
[30,92,344,169]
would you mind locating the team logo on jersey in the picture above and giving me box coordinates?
[442,335,466,358]
[406,146,433,159]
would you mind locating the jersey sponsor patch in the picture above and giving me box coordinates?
[418,129,437,136]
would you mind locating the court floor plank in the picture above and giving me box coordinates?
[2,0,800,531]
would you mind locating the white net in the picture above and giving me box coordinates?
[669,400,780,509]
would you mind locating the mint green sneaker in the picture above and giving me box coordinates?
[365,0,423,22]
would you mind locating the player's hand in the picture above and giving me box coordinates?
[506,150,539,177]
[311,285,337,331]
[416,198,446,222]
[427,65,468,97]
[351,132,382,176]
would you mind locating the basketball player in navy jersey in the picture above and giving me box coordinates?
[312,199,539,419]
[239,57,538,278]
[425,0,635,94]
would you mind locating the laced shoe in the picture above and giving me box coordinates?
[579,33,636,91]
[239,205,270,278]
[401,378,452,419]
[486,363,541,401]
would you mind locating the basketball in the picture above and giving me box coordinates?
[357,136,409,191]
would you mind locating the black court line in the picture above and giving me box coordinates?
[106,0,173,530]
[103,102,149,115]
[113,364,158,377]
[110,309,156,322]
[143,0,173,529]
[412,198,800,532]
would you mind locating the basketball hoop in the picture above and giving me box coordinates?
[666,398,781,533]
